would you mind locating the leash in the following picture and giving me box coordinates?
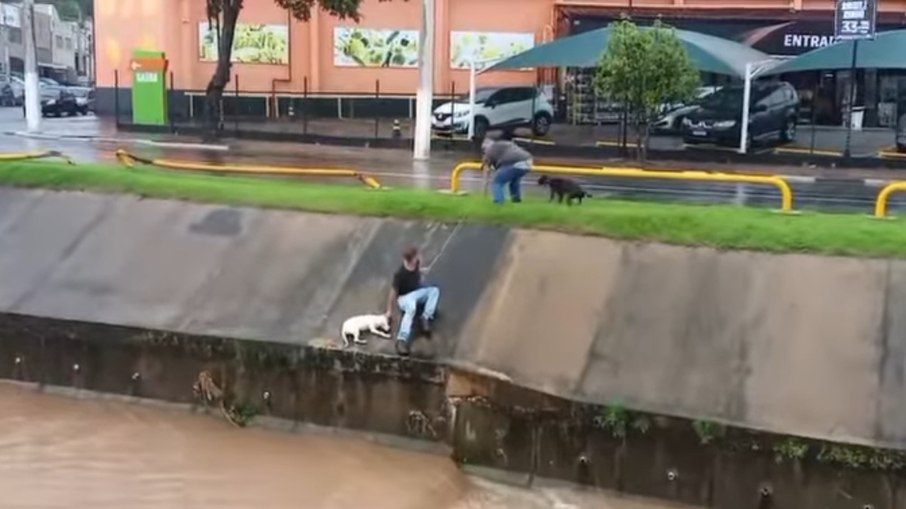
[422,220,462,275]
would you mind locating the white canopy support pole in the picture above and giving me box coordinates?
[412,0,436,160]
[739,62,754,154]
[737,58,786,154]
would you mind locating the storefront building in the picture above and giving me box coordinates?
[94,0,906,126]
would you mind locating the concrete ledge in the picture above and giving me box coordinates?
[2,310,906,508]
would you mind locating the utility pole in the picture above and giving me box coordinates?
[1,5,9,80]
[23,0,40,132]
[412,0,435,160]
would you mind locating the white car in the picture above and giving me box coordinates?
[432,86,554,138]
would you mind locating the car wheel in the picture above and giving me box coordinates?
[531,113,552,136]
[473,117,489,139]
[780,118,796,143]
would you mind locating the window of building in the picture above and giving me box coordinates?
[65,38,72,50]
[55,35,63,48]
[8,28,21,44]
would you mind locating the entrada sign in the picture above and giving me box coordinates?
[835,0,877,40]
[782,34,836,49]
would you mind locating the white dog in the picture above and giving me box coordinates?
[340,314,391,348]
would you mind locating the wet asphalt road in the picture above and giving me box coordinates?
[0,107,903,214]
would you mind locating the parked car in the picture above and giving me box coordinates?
[652,86,721,133]
[22,85,79,117]
[71,87,95,115]
[0,75,24,106]
[432,86,555,138]
[898,113,906,153]
[682,82,799,149]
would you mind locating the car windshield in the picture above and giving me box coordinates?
[456,88,497,104]
[699,89,745,110]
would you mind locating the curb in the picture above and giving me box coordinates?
[6,131,230,151]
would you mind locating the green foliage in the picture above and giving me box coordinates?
[773,438,808,463]
[692,419,726,445]
[204,0,401,128]
[5,160,906,259]
[817,445,906,471]
[594,19,700,160]
[274,0,395,22]
[227,402,259,427]
[599,402,628,439]
[45,0,92,21]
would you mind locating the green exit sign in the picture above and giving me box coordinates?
[130,49,168,126]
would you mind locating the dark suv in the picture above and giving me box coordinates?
[682,82,799,149]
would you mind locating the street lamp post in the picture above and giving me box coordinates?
[412,0,435,160]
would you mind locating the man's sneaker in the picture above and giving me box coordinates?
[395,340,411,357]
[420,317,433,339]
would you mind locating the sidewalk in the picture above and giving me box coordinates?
[165,115,900,158]
[2,106,905,185]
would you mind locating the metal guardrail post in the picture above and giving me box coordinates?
[875,181,906,218]
[448,162,795,212]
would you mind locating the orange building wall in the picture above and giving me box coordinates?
[96,0,549,94]
[95,0,906,94]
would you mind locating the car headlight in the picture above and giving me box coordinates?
[714,120,736,129]
[682,117,693,127]
[454,110,469,118]
[45,99,56,106]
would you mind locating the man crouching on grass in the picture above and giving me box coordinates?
[386,246,440,356]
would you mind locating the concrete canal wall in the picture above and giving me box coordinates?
[0,187,906,507]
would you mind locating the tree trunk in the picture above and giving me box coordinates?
[640,122,650,163]
[634,113,644,163]
[204,3,240,138]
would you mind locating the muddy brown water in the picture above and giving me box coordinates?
[0,384,691,509]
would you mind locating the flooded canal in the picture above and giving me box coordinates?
[0,383,690,509]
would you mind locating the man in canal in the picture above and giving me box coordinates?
[386,246,440,356]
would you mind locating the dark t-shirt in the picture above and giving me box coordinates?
[393,262,421,296]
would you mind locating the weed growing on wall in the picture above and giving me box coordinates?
[773,438,809,464]
[692,419,726,445]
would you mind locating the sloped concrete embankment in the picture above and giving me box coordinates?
[0,186,903,450]
[455,231,906,451]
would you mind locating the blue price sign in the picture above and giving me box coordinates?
[835,0,877,40]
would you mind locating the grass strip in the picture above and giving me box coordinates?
[0,160,903,258]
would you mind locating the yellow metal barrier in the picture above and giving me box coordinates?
[0,150,74,164]
[449,162,794,212]
[116,149,382,189]
[874,181,906,218]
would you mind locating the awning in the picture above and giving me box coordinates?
[762,29,906,75]
[487,25,771,78]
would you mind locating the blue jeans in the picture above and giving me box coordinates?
[397,286,440,342]
[492,163,531,204]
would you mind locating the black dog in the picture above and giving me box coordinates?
[537,175,591,205]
